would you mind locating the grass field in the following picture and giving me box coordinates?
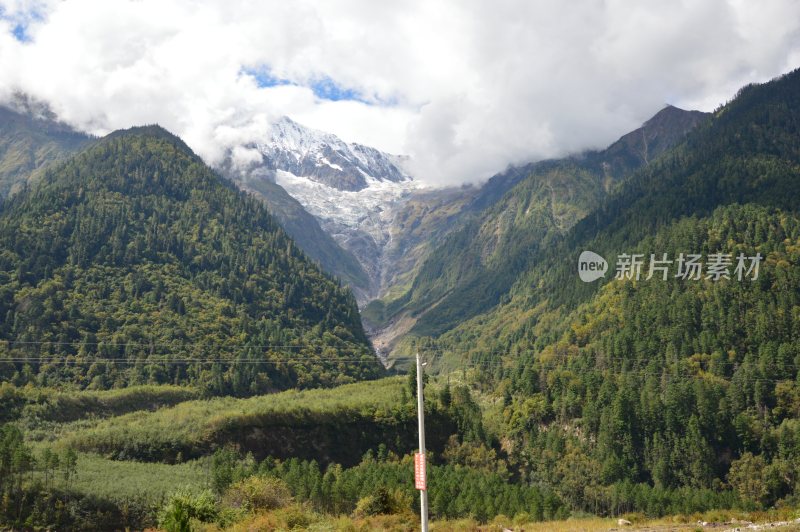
[70,452,207,505]
[43,377,409,463]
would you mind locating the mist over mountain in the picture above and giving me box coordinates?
[2,61,800,530]
[0,97,92,198]
[366,104,710,355]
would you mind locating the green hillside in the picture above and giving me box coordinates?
[0,100,374,299]
[53,378,424,465]
[0,125,382,393]
[424,69,800,513]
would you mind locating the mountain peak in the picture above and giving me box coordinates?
[642,104,708,130]
[220,117,418,302]
[105,124,193,150]
[253,116,410,191]
[269,116,343,153]
[600,104,710,171]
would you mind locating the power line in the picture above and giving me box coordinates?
[0,340,347,349]
[0,356,795,384]
[6,338,794,365]
[7,342,795,370]
[2,341,797,370]
[1,336,797,384]
[0,357,415,365]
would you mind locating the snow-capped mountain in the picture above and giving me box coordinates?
[221,116,427,302]
[255,116,410,191]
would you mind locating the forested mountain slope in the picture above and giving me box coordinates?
[372,105,708,349]
[0,125,382,394]
[425,69,800,511]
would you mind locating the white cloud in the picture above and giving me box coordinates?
[1,0,799,186]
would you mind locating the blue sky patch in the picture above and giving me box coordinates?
[0,6,41,43]
[242,67,293,89]
[12,23,29,42]
[241,66,374,105]
[309,77,365,103]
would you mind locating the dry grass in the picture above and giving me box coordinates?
[207,512,800,532]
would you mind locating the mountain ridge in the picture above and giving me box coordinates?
[371,104,710,355]
[418,68,800,509]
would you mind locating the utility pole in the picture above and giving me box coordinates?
[415,352,429,532]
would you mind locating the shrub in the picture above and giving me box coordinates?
[353,487,410,517]
[158,488,217,532]
[277,504,316,529]
[222,475,292,512]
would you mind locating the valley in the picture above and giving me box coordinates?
[1,53,800,531]
[211,105,711,360]
[219,116,480,307]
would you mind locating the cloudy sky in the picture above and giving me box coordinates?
[1,0,799,186]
